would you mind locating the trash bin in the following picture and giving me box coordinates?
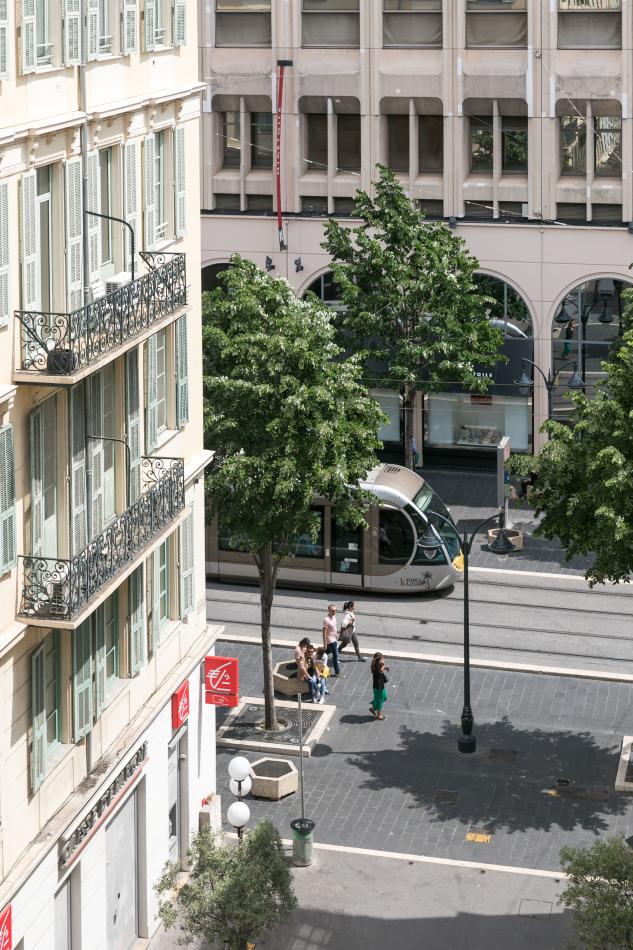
[290,818,315,867]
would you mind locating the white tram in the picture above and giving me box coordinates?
[205,464,463,594]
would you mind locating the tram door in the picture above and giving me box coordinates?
[329,516,363,587]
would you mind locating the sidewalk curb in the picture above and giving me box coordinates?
[218,634,633,684]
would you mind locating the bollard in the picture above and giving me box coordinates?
[290,818,315,867]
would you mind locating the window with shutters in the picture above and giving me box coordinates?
[122,0,137,53]
[466,0,527,49]
[103,594,120,688]
[144,0,181,48]
[158,539,170,624]
[215,0,271,48]
[302,0,360,48]
[35,0,54,66]
[174,126,185,238]
[180,508,194,617]
[0,0,9,79]
[98,0,113,53]
[558,0,621,49]
[99,148,113,268]
[129,565,145,673]
[383,0,442,49]
[156,328,168,434]
[126,349,142,503]
[102,364,117,523]
[145,325,183,449]
[0,181,8,326]
[31,631,61,792]
[30,395,58,558]
[154,130,168,242]
[0,424,16,575]
[35,166,53,311]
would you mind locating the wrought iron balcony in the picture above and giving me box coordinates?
[15,252,187,377]
[18,456,185,623]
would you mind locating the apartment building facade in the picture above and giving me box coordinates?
[0,3,218,948]
[200,0,633,467]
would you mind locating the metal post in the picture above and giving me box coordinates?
[298,689,305,820]
[458,535,476,754]
[547,381,553,422]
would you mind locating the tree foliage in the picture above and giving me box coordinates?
[155,821,297,950]
[203,255,385,727]
[528,329,633,586]
[321,165,503,464]
[559,836,633,949]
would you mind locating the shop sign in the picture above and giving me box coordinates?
[59,742,148,869]
[172,680,190,729]
[470,394,492,405]
[205,656,239,706]
[0,905,11,950]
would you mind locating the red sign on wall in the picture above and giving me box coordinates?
[0,905,12,950]
[171,680,190,729]
[204,656,239,706]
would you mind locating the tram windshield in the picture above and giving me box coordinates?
[412,483,460,560]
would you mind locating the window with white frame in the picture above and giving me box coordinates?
[0,424,16,575]
[143,0,186,50]
[465,0,527,49]
[142,126,185,247]
[71,593,122,743]
[383,0,442,49]
[31,630,62,792]
[215,0,271,48]
[154,130,167,242]
[144,316,188,450]
[558,0,621,49]
[302,0,360,48]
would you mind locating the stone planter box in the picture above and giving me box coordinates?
[487,527,523,551]
[273,660,310,697]
[250,757,298,800]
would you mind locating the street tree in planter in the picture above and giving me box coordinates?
[203,256,385,731]
[527,324,633,586]
[559,836,633,948]
[155,820,297,950]
[322,165,503,468]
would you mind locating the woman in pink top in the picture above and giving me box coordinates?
[322,604,341,676]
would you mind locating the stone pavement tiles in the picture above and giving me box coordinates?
[420,466,592,575]
[215,643,633,872]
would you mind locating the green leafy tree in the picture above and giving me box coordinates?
[527,327,633,585]
[203,256,385,729]
[322,165,503,467]
[155,821,297,950]
[560,837,633,949]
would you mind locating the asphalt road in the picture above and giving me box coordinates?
[206,570,633,676]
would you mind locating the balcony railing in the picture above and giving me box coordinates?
[15,252,187,376]
[18,456,185,622]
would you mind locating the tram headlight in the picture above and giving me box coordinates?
[452,553,464,572]
[421,547,437,560]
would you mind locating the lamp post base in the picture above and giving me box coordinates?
[458,734,477,754]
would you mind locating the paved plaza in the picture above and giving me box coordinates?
[215,642,633,873]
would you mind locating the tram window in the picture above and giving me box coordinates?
[218,521,251,553]
[413,482,452,523]
[378,508,414,565]
[289,509,325,558]
[332,517,362,574]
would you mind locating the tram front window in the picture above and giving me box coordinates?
[405,504,447,565]
[412,482,460,560]
[378,508,414,565]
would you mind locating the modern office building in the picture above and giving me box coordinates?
[0,3,218,947]
[200,0,633,467]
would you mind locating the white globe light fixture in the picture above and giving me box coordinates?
[227,800,250,840]
[230,775,252,798]
[228,756,251,783]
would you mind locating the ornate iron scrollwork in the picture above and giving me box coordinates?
[16,253,187,375]
[19,457,185,621]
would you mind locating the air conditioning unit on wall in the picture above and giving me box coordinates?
[105,272,132,295]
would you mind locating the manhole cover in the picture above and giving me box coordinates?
[434,789,459,805]
[465,826,492,843]
[488,749,517,762]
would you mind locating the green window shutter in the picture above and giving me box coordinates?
[174,125,186,238]
[63,0,81,65]
[124,141,137,272]
[175,315,189,429]
[179,508,194,618]
[89,373,105,536]
[143,0,156,51]
[20,170,38,310]
[145,334,158,452]
[0,0,9,79]
[0,425,16,574]
[126,350,142,503]
[30,406,43,557]
[152,551,161,648]
[173,0,185,46]
[86,151,101,290]
[21,0,36,74]
[95,605,106,717]
[129,565,145,674]
[64,157,83,312]
[143,133,155,250]
[0,181,9,326]
[73,620,93,740]
[31,644,46,792]
[122,0,137,54]
[69,385,87,555]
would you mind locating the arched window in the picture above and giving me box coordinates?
[474,274,533,339]
[201,263,231,293]
[304,271,341,304]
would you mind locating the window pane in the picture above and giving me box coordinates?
[559,0,620,8]
[387,115,409,172]
[222,112,241,168]
[159,541,169,620]
[303,0,359,8]
[383,12,442,47]
[154,131,165,236]
[337,114,361,173]
[156,329,167,431]
[214,193,241,211]
[417,199,443,217]
[99,149,112,263]
[44,634,58,745]
[384,0,441,9]
[251,112,272,168]
[594,116,621,177]
[502,118,528,173]
[301,196,328,215]
[475,274,532,338]
[470,118,493,173]
[302,12,360,46]
[558,11,621,47]
[591,203,623,223]
[467,0,525,8]
[378,508,414,565]
[466,11,527,47]
[307,114,328,170]
[556,202,586,221]
[333,197,355,214]
[215,13,271,46]
[216,0,271,10]
[560,116,586,175]
[246,194,273,211]
[418,115,443,172]
[331,518,362,574]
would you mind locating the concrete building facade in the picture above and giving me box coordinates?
[200,0,633,465]
[0,2,219,947]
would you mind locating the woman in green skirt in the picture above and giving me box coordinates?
[370,652,389,721]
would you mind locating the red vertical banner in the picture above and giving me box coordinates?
[275,63,286,250]
[0,905,11,950]
[171,680,190,729]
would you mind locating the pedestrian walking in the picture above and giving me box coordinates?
[322,603,341,676]
[339,600,366,661]
[369,652,389,721]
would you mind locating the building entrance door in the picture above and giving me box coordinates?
[106,791,138,950]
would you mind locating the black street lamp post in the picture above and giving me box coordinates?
[515,357,584,421]
[424,509,513,754]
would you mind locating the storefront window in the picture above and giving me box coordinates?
[372,390,402,445]
[425,392,532,452]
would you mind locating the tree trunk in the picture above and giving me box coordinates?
[258,542,278,731]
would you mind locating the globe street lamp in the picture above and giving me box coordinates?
[228,755,252,841]
[515,357,584,421]
[423,509,513,754]
[227,800,250,842]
